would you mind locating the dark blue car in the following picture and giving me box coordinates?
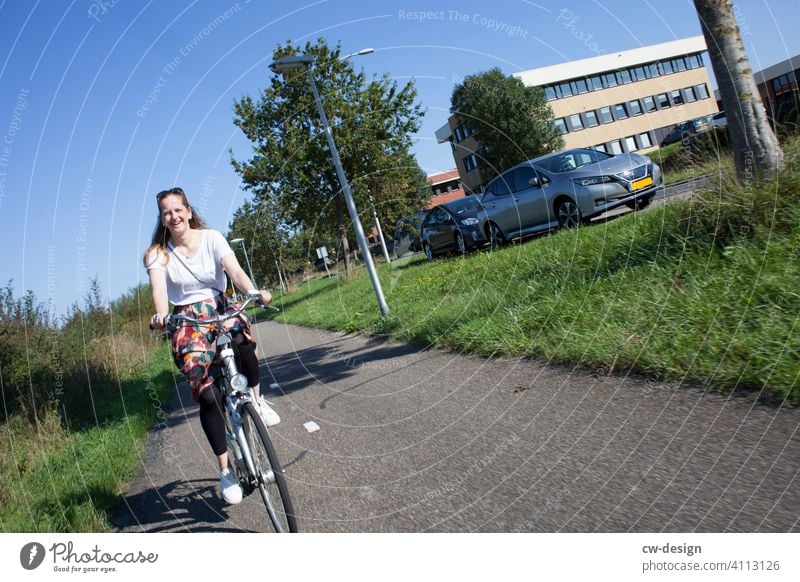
[420,196,488,260]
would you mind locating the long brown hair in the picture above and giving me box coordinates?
[142,187,209,267]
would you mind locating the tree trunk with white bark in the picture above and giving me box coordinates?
[694,0,783,182]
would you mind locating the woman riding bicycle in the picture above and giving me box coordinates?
[143,186,279,505]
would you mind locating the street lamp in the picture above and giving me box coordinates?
[270,50,390,316]
[229,238,256,288]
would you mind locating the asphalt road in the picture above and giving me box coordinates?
[113,318,799,533]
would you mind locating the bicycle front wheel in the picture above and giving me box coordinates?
[240,402,298,532]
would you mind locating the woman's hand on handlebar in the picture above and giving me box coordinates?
[248,289,272,306]
[149,313,168,330]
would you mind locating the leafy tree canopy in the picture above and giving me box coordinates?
[451,67,564,184]
[231,38,430,275]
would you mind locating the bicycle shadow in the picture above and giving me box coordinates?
[112,478,257,533]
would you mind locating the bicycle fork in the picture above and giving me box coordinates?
[227,396,276,486]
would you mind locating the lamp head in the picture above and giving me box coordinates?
[269,55,315,73]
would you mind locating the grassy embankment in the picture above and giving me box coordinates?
[266,139,799,403]
[655,126,730,185]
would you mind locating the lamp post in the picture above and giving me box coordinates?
[270,50,390,316]
[229,238,256,288]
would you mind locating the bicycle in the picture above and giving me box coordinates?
[159,293,298,532]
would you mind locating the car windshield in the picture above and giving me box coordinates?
[446,196,481,215]
[535,149,613,173]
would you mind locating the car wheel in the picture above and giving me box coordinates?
[455,232,466,255]
[626,196,653,211]
[423,242,434,261]
[488,223,506,248]
[556,199,582,228]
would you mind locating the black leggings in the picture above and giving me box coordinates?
[197,342,260,457]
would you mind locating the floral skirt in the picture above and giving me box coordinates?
[171,294,254,402]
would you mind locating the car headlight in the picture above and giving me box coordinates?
[460,218,479,226]
[573,176,612,186]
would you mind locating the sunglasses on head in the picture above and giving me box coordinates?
[156,187,184,199]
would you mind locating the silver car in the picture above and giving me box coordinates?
[479,148,663,245]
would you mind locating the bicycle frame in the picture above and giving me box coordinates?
[216,329,274,488]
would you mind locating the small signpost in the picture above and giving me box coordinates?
[316,246,332,278]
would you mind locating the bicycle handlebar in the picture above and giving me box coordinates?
[151,294,280,334]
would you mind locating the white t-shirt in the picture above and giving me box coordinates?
[145,229,235,305]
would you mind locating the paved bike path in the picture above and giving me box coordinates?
[113,319,799,532]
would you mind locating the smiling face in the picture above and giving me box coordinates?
[158,193,193,237]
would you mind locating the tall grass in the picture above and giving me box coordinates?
[270,139,800,403]
[0,280,179,532]
[0,345,175,532]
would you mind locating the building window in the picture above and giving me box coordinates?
[594,143,607,153]
[603,73,617,88]
[616,69,632,84]
[682,86,697,103]
[632,66,647,81]
[638,132,653,149]
[671,89,684,105]
[609,140,624,155]
[625,136,638,152]
[554,118,568,134]
[772,72,797,94]
[571,78,589,94]
[687,54,700,69]
[455,124,474,142]
[589,75,603,90]
[657,93,671,108]
[614,103,629,120]
[463,153,479,173]
[658,60,673,75]
[648,63,660,78]
[585,110,599,127]
[695,83,710,99]
[643,95,657,112]
[559,82,573,98]
[629,99,643,116]
[568,113,584,131]
[599,106,613,124]
[545,86,557,101]
[672,57,687,72]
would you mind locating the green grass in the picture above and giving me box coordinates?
[654,127,732,186]
[0,344,176,532]
[265,143,800,404]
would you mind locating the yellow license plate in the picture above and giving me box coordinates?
[631,176,653,191]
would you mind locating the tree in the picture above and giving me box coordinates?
[232,38,428,275]
[451,68,564,184]
[693,0,783,181]
[227,199,299,288]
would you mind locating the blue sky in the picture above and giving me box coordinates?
[1,0,798,317]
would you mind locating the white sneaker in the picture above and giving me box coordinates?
[220,468,242,504]
[256,398,281,427]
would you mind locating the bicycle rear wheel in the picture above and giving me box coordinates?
[240,402,298,532]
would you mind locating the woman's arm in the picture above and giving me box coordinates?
[148,266,170,328]
[221,254,272,305]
